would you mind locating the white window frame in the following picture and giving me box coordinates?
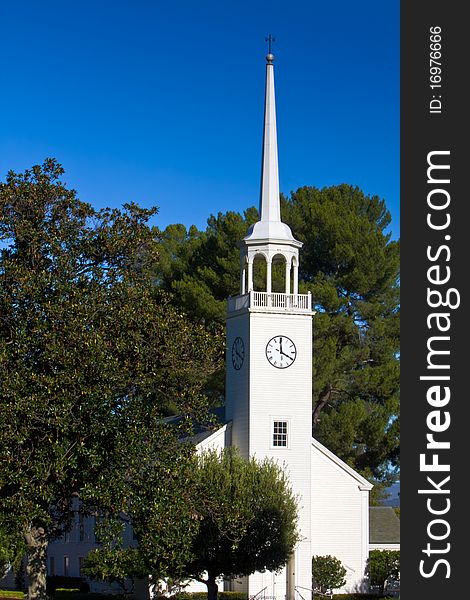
[271,417,290,449]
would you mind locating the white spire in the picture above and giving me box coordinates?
[244,50,298,243]
[259,52,280,222]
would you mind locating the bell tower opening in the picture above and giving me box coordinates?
[271,253,288,294]
[253,253,268,292]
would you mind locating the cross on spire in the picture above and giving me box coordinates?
[265,34,275,55]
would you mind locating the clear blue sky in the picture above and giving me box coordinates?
[0,0,399,238]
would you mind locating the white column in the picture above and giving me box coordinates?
[285,260,291,295]
[240,265,246,295]
[293,262,299,296]
[247,260,253,292]
[266,258,272,294]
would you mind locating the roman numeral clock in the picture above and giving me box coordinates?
[265,335,297,368]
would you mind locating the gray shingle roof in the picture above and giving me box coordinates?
[369,506,400,544]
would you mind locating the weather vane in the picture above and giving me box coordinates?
[265,34,275,54]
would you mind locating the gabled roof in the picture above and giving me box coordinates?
[311,436,373,491]
[188,410,373,494]
[369,506,400,544]
[163,406,226,445]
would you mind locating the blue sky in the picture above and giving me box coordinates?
[0,0,399,238]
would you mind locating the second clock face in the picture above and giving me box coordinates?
[232,336,245,370]
[266,335,297,369]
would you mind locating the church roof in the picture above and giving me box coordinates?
[163,405,227,446]
[311,435,373,491]
[369,506,400,544]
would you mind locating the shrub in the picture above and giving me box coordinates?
[367,550,400,595]
[312,555,347,594]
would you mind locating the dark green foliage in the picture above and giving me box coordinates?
[155,210,258,323]
[367,550,400,595]
[88,449,299,600]
[82,547,147,593]
[0,527,24,580]
[312,555,347,594]
[0,161,222,600]
[182,448,299,591]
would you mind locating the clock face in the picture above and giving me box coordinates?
[232,336,245,370]
[266,335,297,369]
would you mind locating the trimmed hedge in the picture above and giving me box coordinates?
[51,594,126,600]
[47,577,90,594]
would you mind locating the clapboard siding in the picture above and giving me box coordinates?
[226,308,313,599]
[310,440,370,593]
[225,312,250,459]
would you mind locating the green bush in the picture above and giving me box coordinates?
[367,550,400,595]
[312,555,347,594]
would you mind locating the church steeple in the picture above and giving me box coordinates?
[235,45,305,300]
[244,45,299,244]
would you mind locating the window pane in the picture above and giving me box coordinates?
[273,420,288,446]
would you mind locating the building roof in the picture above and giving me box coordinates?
[369,506,400,544]
[311,436,373,490]
[162,405,226,445]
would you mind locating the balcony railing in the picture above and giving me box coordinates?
[227,290,311,313]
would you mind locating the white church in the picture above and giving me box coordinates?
[2,50,384,597]
[189,48,373,597]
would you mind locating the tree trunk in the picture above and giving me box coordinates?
[206,574,219,600]
[312,384,334,426]
[24,526,48,600]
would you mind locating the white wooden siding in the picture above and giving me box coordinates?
[226,309,313,599]
[310,441,370,593]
